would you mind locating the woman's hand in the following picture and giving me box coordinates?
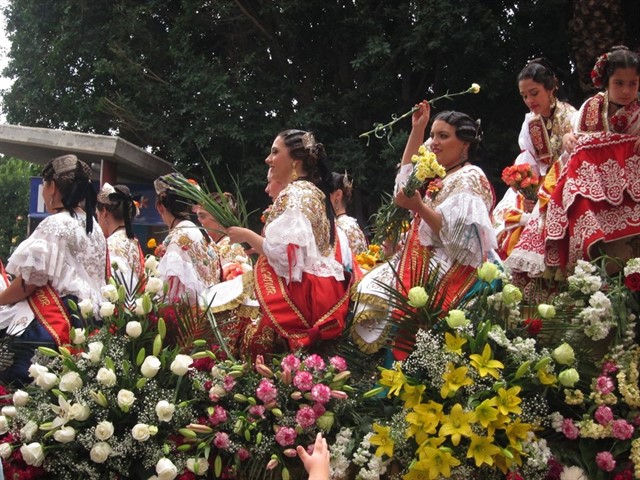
[523,198,536,214]
[412,100,431,131]
[395,189,424,212]
[563,132,578,154]
[226,227,264,256]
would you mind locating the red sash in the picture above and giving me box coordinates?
[27,284,73,346]
[252,234,352,353]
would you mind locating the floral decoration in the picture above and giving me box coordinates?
[501,164,541,202]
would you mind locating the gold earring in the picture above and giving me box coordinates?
[291,167,298,181]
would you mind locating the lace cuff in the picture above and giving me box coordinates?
[7,237,63,287]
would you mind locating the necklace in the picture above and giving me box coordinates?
[169,217,182,230]
[335,212,347,218]
[110,225,125,237]
[542,106,556,131]
[445,160,468,174]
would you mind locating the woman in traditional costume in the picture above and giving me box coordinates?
[330,172,369,256]
[544,46,640,273]
[154,173,221,304]
[495,59,576,267]
[227,130,356,359]
[0,155,106,385]
[96,183,144,289]
[352,104,497,359]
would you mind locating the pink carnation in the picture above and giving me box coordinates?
[601,360,618,375]
[293,371,314,391]
[329,356,348,372]
[595,375,615,395]
[304,354,326,371]
[311,384,331,404]
[562,418,580,439]
[281,354,301,372]
[312,402,326,417]
[275,426,297,447]
[611,419,634,440]
[256,378,278,403]
[594,405,613,425]
[596,451,616,472]
[213,431,231,449]
[209,406,228,426]
[237,448,251,461]
[296,405,317,429]
[223,375,237,391]
[249,405,266,419]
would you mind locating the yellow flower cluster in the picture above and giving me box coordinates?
[371,345,536,479]
[355,244,383,271]
[617,348,640,408]
[411,145,446,183]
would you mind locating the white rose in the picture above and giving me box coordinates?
[145,256,159,271]
[78,298,95,318]
[13,389,29,407]
[20,420,38,442]
[117,389,136,411]
[133,298,146,315]
[59,371,83,392]
[0,442,12,459]
[187,457,209,475]
[155,400,175,422]
[95,420,115,441]
[1,406,17,418]
[210,384,226,398]
[131,423,151,441]
[68,403,91,421]
[0,415,9,434]
[126,321,143,338]
[82,342,104,363]
[53,425,76,443]
[35,372,59,391]
[99,301,116,318]
[145,277,164,295]
[170,354,193,376]
[96,367,117,387]
[155,457,178,480]
[101,284,119,302]
[90,441,112,463]
[72,327,87,345]
[141,356,162,378]
[28,363,48,380]
[20,442,45,466]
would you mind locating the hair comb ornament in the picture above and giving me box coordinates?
[301,132,316,152]
[97,183,117,204]
[591,52,609,89]
[474,119,484,142]
[342,171,353,191]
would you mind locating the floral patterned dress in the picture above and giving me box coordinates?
[107,228,144,289]
[495,101,576,261]
[336,214,368,256]
[157,220,221,304]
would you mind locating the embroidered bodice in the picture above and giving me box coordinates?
[336,215,368,255]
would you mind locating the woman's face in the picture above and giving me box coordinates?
[196,206,222,234]
[607,67,640,106]
[429,120,468,170]
[518,78,554,117]
[265,135,294,186]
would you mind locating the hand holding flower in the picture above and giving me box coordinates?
[297,432,330,480]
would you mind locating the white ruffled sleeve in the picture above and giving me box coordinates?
[394,163,414,195]
[7,224,65,287]
[418,192,497,268]
[262,208,319,283]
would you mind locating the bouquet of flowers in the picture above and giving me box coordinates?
[501,164,541,202]
[371,146,445,246]
[355,244,384,272]
[542,257,640,480]
[0,272,213,479]
[177,352,356,480]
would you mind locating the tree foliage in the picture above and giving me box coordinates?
[0,157,39,261]
[1,0,639,229]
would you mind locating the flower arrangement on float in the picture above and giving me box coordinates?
[0,261,356,479]
[537,257,640,480]
[343,262,572,480]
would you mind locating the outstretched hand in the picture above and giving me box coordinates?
[412,100,431,131]
[297,432,330,480]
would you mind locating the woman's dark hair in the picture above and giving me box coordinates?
[156,190,193,220]
[432,111,484,163]
[331,172,353,206]
[97,184,138,239]
[41,154,96,234]
[603,46,640,87]
[278,129,336,245]
[517,58,558,92]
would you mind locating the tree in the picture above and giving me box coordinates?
[3,0,623,230]
[0,157,39,261]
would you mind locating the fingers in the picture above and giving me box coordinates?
[296,445,309,461]
[314,432,325,452]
